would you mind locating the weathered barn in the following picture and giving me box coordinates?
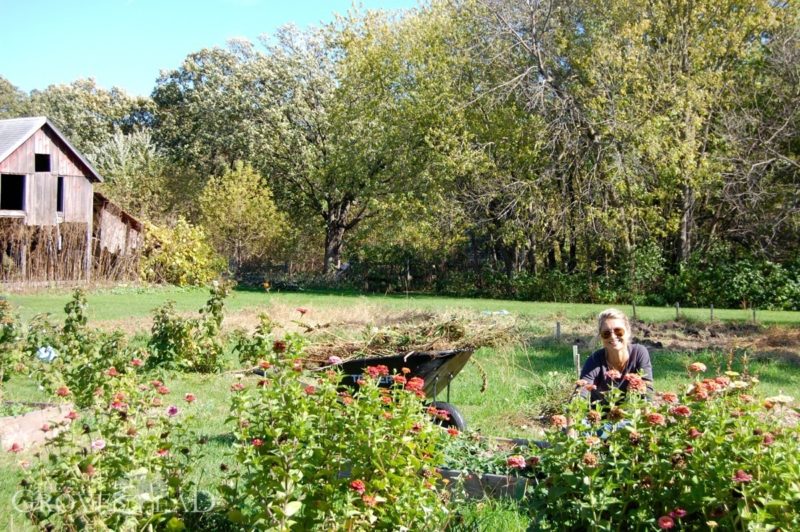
[0,116,142,283]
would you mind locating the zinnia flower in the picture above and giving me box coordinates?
[91,439,106,451]
[259,360,271,369]
[763,433,775,446]
[350,479,366,494]
[130,358,143,367]
[167,405,179,417]
[732,470,752,483]
[447,427,459,437]
[658,515,675,529]
[688,427,703,439]
[296,307,308,316]
[156,448,169,457]
[647,413,666,426]
[585,436,601,446]
[669,405,692,418]
[157,385,170,395]
[184,393,196,403]
[527,456,540,467]
[327,356,342,365]
[55,386,70,397]
[8,443,22,453]
[688,362,707,373]
[362,494,377,506]
[670,508,687,519]
[66,411,79,421]
[582,452,598,467]
[304,385,316,395]
[551,415,568,429]
[231,382,245,392]
[272,340,286,353]
[405,377,425,393]
[106,367,119,377]
[252,438,263,447]
[606,369,621,380]
[587,410,602,425]
[661,392,678,404]
[506,455,526,469]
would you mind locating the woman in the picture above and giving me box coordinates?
[577,308,653,402]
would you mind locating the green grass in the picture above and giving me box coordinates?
[4,285,800,325]
[1,286,799,528]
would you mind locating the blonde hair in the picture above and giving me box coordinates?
[597,308,632,343]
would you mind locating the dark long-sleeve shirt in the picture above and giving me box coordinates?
[578,344,653,402]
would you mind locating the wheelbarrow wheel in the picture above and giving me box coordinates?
[430,401,467,432]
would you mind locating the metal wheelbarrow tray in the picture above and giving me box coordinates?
[336,348,474,430]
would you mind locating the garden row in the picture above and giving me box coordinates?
[0,286,798,529]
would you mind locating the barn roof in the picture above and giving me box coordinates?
[0,116,103,182]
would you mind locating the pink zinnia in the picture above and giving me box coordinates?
[131,358,143,367]
[606,369,621,380]
[8,442,22,453]
[670,508,687,519]
[304,385,316,395]
[55,386,70,397]
[91,439,106,451]
[327,356,342,365]
[106,367,119,377]
[688,427,703,439]
[157,385,170,395]
[506,455,526,469]
[406,377,425,392]
[732,470,753,483]
[688,362,707,373]
[156,448,169,457]
[66,410,79,420]
[658,515,675,529]
[763,433,775,446]
[661,392,678,404]
[350,479,366,494]
[231,382,245,392]
[252,438,264,447]
[551,415,568,429]
[669,405,692,418]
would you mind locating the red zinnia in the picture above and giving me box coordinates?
[447,427,459,437]
[393,375,407,385]
[304,385,316,395]
[8,442,22,453]
[55,386,70,397]
[259,360,271,369]
[157,385,170,395]
[66,410,78,421]
[688,427,703,439]
[131,358,143,367]
[350,479,366,494]
[252,438,264,447]
[658,515,675,529]
[647,413,666,426]
[670,508,687,519]
[661,392,678,404]
[106,367,119,377]
[184,393,196,403]
[296,307,308,316]
[272,340,286,353]
[406,377,425,393]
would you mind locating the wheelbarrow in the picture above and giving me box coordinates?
[335,348,474,431]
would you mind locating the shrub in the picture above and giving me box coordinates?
[140,218,226,286]
[0,299,24,402]
[147,282,230,372]
[19,372,203,530]
[219,341,450,530]
[526,370,800,530]
[27,290,134,408]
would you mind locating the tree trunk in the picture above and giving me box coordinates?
[323,222,346,275]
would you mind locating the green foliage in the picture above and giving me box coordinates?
[147,282,230,372]
[221,349,449,530]
[0,299,24,402]
[140,218,226,286]
[19,369,203,530]
[527,372,800,530]
[199,162,289,274]
[27,290,133,408]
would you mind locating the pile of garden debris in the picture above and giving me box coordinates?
[304,314,517,364]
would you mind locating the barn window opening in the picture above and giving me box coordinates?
[56,176,64,213]
[0,174,25,210]
[35,154,51,172]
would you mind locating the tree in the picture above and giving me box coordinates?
[0,76,29,118]
[198,162,289,274]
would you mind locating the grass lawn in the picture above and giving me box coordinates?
[1,286,799,529]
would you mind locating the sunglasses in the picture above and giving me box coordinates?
[600,328,626,340]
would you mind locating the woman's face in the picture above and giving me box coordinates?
[600,318,628,350]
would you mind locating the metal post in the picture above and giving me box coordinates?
[710,304,714,321]
[675,302,680,319]
[555,321,561,341]
[752,307,756,323]
[632,302,637,321]
[573,345,580,377]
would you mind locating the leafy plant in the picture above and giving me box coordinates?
[0,299,24,403]
[147,282,230,372]
[140,218,226,286]
[220,341,450,530]
[19,367,204,530]
[526,369,800,530]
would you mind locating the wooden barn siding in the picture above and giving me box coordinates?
[0,128,94,228]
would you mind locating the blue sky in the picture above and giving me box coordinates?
[0,0,418,97]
